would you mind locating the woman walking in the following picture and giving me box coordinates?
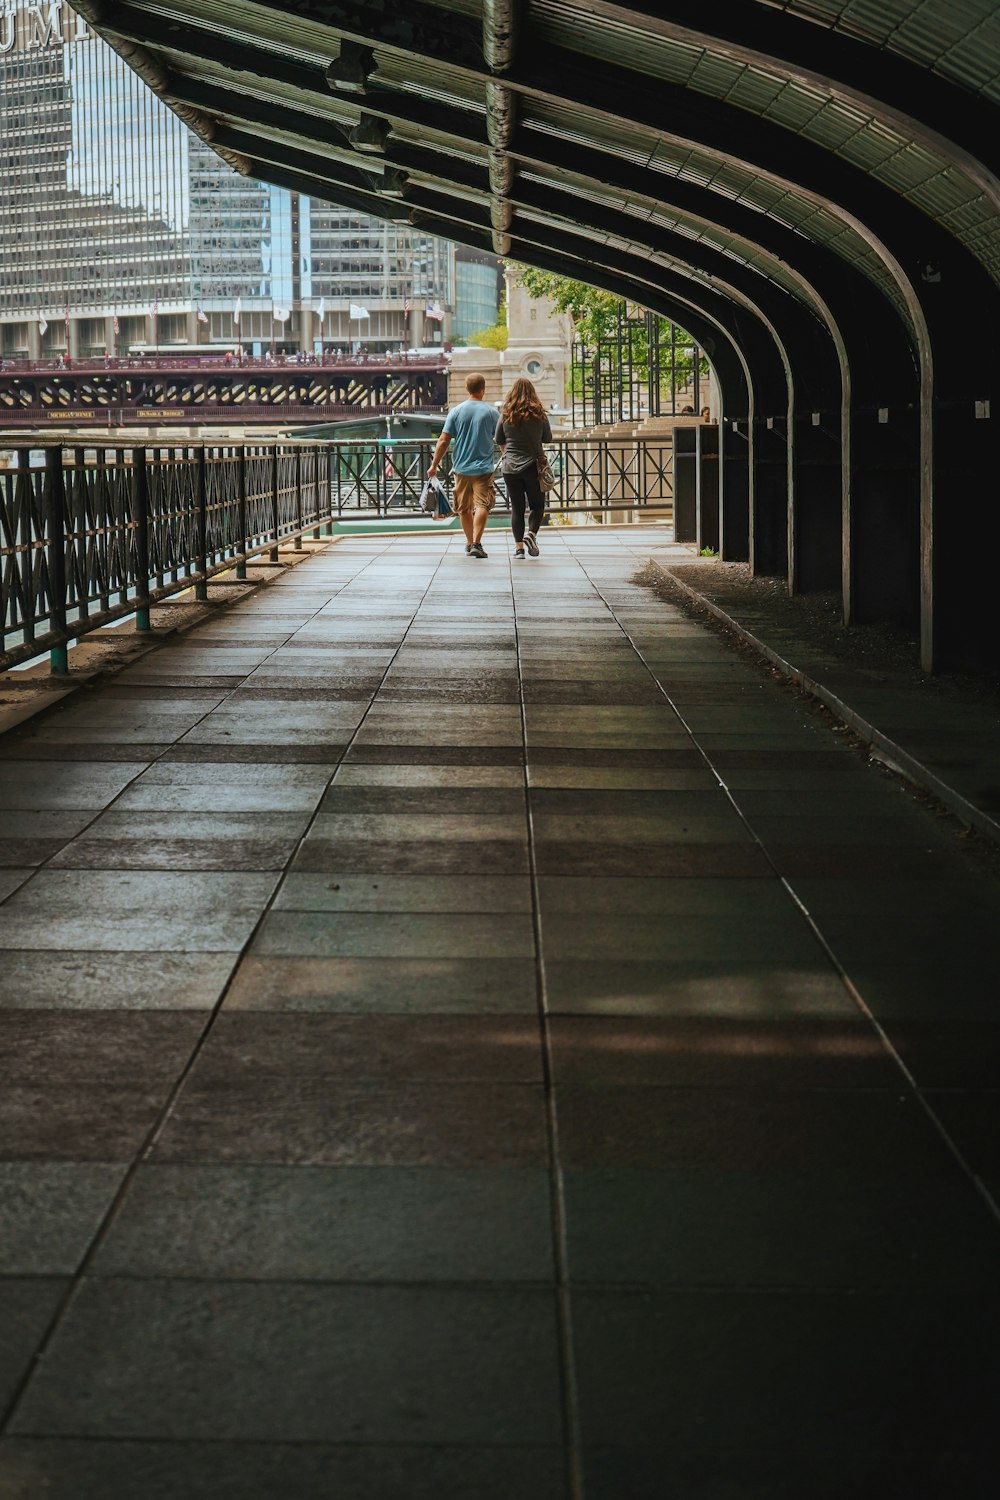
[495,377,552,559]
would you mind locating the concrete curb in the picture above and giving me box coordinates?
[651,560,1000,850]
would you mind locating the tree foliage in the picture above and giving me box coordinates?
[513,267,624,346]
[466,321,508,350]
[512,265,708,404]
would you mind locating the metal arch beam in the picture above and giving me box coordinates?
[585,1,1000,210]
[156,40,918,383]
[161,55,853,396]
[146,30,910,417]
[160,44,871,402]
[81,0,986,336]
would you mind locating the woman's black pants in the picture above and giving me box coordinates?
[505,465,545,543]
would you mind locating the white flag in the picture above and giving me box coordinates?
[233,297,242,326]
[424,301,444,321]
[38,316,48,335]
[197,309,209,324]
[150,300,159,318]
[112,313,120,335]
[316,298,326,322]
[273,307,290,323]
[349,303,370,320]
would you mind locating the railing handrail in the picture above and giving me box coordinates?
[1,437,672,675]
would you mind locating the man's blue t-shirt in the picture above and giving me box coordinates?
[443,399,498,475]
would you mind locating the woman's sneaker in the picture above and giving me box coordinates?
[524,532,539,556]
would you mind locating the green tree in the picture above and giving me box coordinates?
[466,321,508,350]
[511,265,708,402]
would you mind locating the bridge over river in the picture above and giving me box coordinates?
[0,354,449,429]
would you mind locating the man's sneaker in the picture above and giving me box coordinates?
[465,543,473,554]
[514,548,525,559]
[470,542,488,558]
[524,532,540,557]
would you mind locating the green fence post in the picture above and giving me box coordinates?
[132,445,151,629]
[45,446,69,674]
[195,445,208,601]
[269,445,280,562]
[236,444,248,580]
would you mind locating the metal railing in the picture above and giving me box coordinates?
[0,440,332,674]
[1,435,671,673]
[329,435,673,519]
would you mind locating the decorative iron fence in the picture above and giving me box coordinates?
[1,436,671,673]
[328,436,673,519]
[0,441,331,673]
[571,309,708,427]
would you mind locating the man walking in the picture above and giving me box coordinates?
[428,373,497,557]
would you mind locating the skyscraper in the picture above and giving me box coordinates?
[0,0,453,360]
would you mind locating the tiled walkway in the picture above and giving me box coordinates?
[1,530,998,1497]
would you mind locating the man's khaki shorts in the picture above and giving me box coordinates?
[452,473,497,515]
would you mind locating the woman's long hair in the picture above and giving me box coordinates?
[501,377,546,426]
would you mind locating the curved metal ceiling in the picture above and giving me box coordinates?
[75,0,1000,357]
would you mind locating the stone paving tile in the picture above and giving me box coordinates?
[317,785,525,814]
[570,1288,1000,1454]
[0,1164,126,1274]
[10,1281,563,1444]
[115,763,333,812]
[292,837,530,875]
[336,763,524,787]
[546,1016,894,1089]
[0,1440,570,1500]
[0,812,95,868]
[532,810,752,843]
[555,1086,954,1172]
[306,811,525,842]
[252,910,535,960]
[179,710,366,746]
[542,959,857,1018]
[0,1281,68,1414]
[0,871,278,953]
[0,740,169,764]
[921,1093,1000,1199]
[93,1164,554,1282]
[527,764,716,789]
[273,872,532,913]
[0,869,33,902]
[0,1013,203,1160]
[581,1444,993,1499]
[562,1168,1000,1290]
[153,1080,548,1168]
[47,812,311,873]
[192,1014,544,1084]
[533,840,771,877]
[5,531,999,1486]
[0,952,237,1011]
[535,873,788,916]
[344,743,526,766]
[880,1020,1000,1089]
[0,764,146,811]
[224,955,539,1014]
[155,742,345,765]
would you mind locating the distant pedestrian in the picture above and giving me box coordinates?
[428,373,497,558]
[495,377,552,559]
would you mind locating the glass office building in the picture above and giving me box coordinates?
[0,1,453,358]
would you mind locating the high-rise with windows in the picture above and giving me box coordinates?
[0,0,454,359]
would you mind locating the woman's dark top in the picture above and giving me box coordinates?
[495,413,552,473]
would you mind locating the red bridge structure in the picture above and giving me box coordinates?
[0,352,449,427]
